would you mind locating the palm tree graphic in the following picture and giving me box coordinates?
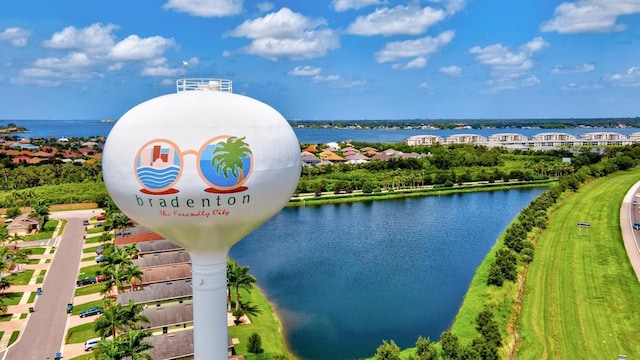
[210,136,252,186]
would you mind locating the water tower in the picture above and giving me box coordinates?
[102,78,301,359]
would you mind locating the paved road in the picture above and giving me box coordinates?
[2,210,91,360]
[620,184,640,282]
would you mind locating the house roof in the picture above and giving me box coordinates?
[140,301,194,330]
[114,231,165,246]
[141,329,244,360]
[134,251,190,268]
[136,239,184,254]
[117,279,193,305]
[6,214,40,231]
[320,152,346,162]
[140,263,192,285]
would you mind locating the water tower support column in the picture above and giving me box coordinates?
[190,254,228,360]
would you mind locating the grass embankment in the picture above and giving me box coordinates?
[394,169,640,359]
[229,286,293,359]
[516,170,640,358]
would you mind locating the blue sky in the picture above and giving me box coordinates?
[1,0,639,121]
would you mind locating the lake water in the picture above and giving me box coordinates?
[229,188,546,360]
[2,119,639,144]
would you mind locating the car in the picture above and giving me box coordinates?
[95,247,104,255]
[95,255,104,263]
[96,274,107,282]
[95,222,103,227]
[79,307,104,318]
[116,230,132,236]
[96,215,106,221]
[76,277,96,287]
[634,223,640,230]
[82,219,90,226]
[84,337,101,351]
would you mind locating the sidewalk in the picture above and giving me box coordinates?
[0,245,55,351]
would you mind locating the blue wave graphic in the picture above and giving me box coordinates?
[137,166,180,189]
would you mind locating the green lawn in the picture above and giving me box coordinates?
[26,247,46,255]
[66,322,98,344]
[74,283,103,297]
[71,299,106,316]
[24,219,58,241]
[5,270,34,285]
[78,264,103,279]
[517,169,640,358]
[1,292,24,306]
[83,245,102,254]
[228,286,292,359]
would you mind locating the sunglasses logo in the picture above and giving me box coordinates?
[134,136,253,195]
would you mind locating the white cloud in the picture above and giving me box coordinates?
[483,75,541,93]
[392,57,428,70]
[418,81,432,89]
[34,52,95,69]
[347,5,446,36]
[375,31,454,67]
[109,35,176,61]
[313,74,341,82]
[550,63,595,74]
[561,82,602,91]
[470,37,548,92]
[257,2,273,12]
[332,0,385,12]
[43,23,117,54]
[228,7,326,39]
[470,37,547,78]
[15,22,177,87]
[605,66,640,86]
[289,66,322,76]
[439,65,461,75]
[163,0,242,17]
[541,0,640,34]
[0,27,30,47]
[227,8,339,61]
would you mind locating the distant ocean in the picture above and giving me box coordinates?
[2,119,640,144]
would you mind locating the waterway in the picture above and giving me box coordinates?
[2,119,639,144]
[229,188,547,360]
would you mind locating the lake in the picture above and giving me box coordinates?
[229,188,547,360]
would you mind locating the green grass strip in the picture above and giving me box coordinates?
[228,286,292,359]
[517,169,640,358]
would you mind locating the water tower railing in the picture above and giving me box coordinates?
[176,78,233,93]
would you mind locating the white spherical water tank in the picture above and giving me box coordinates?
[102,78,301,359]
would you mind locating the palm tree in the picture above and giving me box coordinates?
[125,264,144,292]
[124,243,139,260]
[94,299,148,338]
[101,265,130,296]
[94,338,125,360]
[8,232,24,246]
[0,228,9,247]
[11,248,31,272]
[0,298,7,314]
[0,277,12,293]
[120,329,153,359]
[113,214,133,238]
[29,199,50,221]
[227,260,256,311]
[211,136,252,182]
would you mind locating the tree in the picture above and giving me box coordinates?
[247,333,264,355]
[375,340,401,360]
[440,331,461,360]
[227,260,256,311]
[125,264,144,292]
[120,329,154,359]
[11,248,31,272]
[415,336,438,360]
[94,299,148,338]
[0,228,9,246]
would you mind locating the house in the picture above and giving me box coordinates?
[301,151,321,166]
[143,329,243,360]
[117,279,193,306]
[6,214,42,235]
